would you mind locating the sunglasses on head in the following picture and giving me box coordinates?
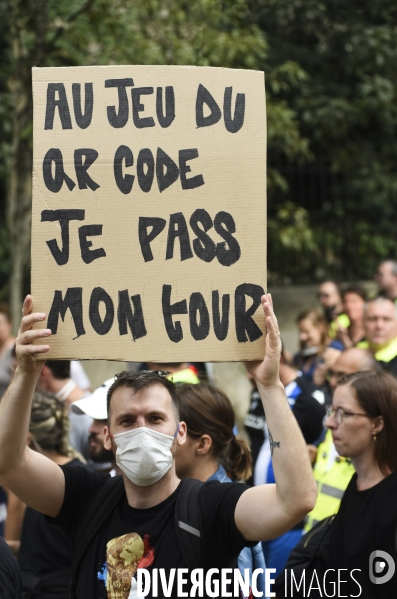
[150,370,171,378]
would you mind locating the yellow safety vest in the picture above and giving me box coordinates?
[304,430,355,532]
[328,313,350,339]
[356,337,397,362]
[168,368,200,385]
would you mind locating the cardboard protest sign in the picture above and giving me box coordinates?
[32,65,267,361]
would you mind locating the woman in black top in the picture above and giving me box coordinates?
[11,392,86,599]
[323,371,397,598]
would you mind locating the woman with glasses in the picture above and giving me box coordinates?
[277,370,397,598]
[322,370,397,596]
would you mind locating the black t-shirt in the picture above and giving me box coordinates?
[329,471,397,598]
[379,355,397,378]
[18,458,86,599]
[289,375,326,443]
[0,536,22,599]
[51,464,252,598]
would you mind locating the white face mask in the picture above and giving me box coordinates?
[113,426,178,486]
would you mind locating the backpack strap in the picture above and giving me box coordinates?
[175,478,210,571]
[70,475,125,598]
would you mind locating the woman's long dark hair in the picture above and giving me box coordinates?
[176,383,252,481]
[339,371,397,475]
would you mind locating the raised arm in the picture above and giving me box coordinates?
[235,294,317,541]
[0,296,65,517]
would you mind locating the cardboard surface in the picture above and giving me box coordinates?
[31,65,267,361]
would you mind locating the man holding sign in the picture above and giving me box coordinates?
[0,65,315,597]
[0,294,316,598]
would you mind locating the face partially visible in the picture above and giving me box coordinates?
[328,349,371,390]
[104,384,186,453]
[298,318,323,348]
[174,434,199,480]
[88,419,114,463]
[325,384,379,459]
[318,283,340,309]
[328,355,357,391]
[364,299,397,347]
[0,313,11,345]
[343,292,364,322]
[375,262,397,293]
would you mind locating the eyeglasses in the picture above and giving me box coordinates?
[326,369,346,382]
[326,406,371,425]
[317,293,330,299]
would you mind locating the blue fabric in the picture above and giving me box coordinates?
[286,381,301,406]
[208,464,230,484]
[262,529,303,578]
[329,339,344,351]
[208,465,268,598]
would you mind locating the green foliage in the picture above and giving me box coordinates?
[0,0,310,301]
[0,226,10,299]
[253,0,397,280]
[268,201,318,284]
[269,202,315,251]
[3,0,397,295]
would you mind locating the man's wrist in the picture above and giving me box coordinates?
[14,362,43,381]
[256,380,284,394]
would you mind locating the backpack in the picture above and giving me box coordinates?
[69,476,211,598]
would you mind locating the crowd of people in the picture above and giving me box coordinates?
[0,260,397,598]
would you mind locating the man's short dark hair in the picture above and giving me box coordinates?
[0,303,11,322]
[45,360,71,380]
[341,285,367,302]
[107,370,179,422]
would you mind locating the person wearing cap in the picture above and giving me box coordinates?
[72,379,119,474]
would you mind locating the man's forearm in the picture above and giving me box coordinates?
[257,380,316,517]
[0,367,41,473]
